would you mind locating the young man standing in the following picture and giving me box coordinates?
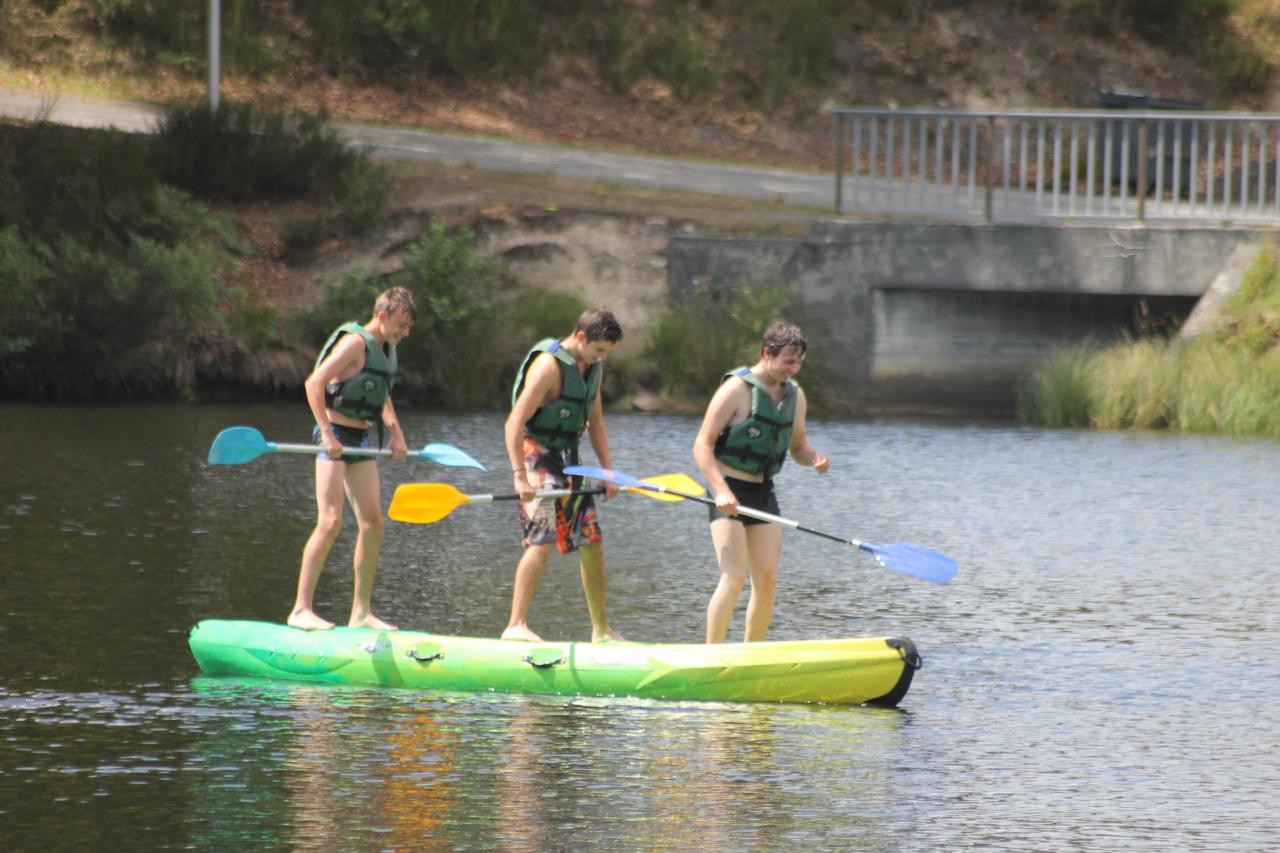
[502,307,625,643]
[693,321,829,644]
[289,287,416,631]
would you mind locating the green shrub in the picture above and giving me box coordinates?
[223,284,280,354]
[644,7,716,100]
[152,101,364,203]
[0,232,221,398]
[330,156,391,234]
[299,220,508,408]
[91,0,282,75]
[299,0,546,84]
[647,280,792,400]
[279,214,331,256]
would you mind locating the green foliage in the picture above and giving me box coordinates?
[152,101,376,205]
[731,0,846,108]
[223,284,280,354]
[646,280,792,400]
[300,0,433,83]
[299,0,545,84]
[1016,342,1098,428]
[297,222,599,408]
[299,220,508,408]
[1063,0,1237,43]
[502,289,588,344]
[0,231,222,397]
[644,6,716,100]
[0,121,170,251]
[278,214,331,257]
[329,156,392,234]
[586,1,645,93]
[90,0,282,75]
[0,227,50,357]
[1019,240,1280,436]
[0,120,235,398]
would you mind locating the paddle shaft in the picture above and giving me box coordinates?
[463,488,604,504]
[272,442,435,460]
[640,481,865,549]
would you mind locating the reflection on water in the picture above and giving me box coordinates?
[173,678,907,850]
[1,402,1278,850]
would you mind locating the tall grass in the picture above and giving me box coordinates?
[1018,239,1280,436]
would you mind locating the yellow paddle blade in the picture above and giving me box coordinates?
[628,472,704,502]
[388,483,469,524]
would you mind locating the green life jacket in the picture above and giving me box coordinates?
[713,367,797,478]
[316,322,397,422]
[511,338,602,452]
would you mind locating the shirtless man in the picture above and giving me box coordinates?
[693,321,830,643]
[289,287,415,631]
[502,307,625,643]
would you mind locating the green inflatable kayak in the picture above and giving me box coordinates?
[187,619,921,707]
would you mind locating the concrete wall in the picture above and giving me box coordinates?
[666,222,1263,414]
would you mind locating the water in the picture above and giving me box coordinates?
[1,402,1276,851]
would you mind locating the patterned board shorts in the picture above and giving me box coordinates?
[518,436,602,554]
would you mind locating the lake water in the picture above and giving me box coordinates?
[1,402,1276,851]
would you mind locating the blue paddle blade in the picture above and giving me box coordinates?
[420,443,486,470]
[860,542,957,584]
[207,427,270,465]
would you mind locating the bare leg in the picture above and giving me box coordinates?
[344,461,395,630]
[705,518,749,644]
[579,542,623,642]
[289,457,344,630]
[741,523,782,643]
[502,543,552,642]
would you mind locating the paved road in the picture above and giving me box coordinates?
[0,89,837,210]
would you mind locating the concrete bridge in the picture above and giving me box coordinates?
[666,221,1264,415]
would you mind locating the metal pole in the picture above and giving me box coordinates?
[834,113,847,214]
[208,0,221,111]
[984,116,995,223]
[1137,119,1147,222]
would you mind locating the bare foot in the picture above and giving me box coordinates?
[349,613,397,631]
[592,626,625,643]
[501,624,542,642]
[287,609,335,631]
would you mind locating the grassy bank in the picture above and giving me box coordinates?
[1017,239,1280,436]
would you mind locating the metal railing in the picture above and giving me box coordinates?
[830,106,1280,224]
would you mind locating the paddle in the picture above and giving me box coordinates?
[207,426,486,470]
[564,464,958,584]
[388,473,706,524]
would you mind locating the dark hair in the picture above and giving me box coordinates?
[375,287,417,322]
[762,321,806,355]
[577,307,623,343]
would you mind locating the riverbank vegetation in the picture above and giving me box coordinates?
[0,106,794,408]
[1017,239,1280,437]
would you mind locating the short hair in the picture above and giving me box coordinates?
[576,307,623,343]
[375,287,417,322]
[762,321,806,356]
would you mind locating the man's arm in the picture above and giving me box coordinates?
[381,396,408,459]
[584,387,620,499]
[304,334,364,459]
[693,379,748,515]
[505,354,559,501]
[788,388,829,472]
